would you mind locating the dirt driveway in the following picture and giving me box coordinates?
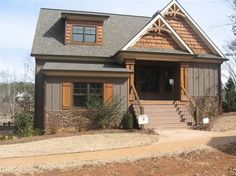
[35,142,236,176]
[0,129,236,175]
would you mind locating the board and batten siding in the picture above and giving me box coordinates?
[188,63,219,97]
[44,77,129,111]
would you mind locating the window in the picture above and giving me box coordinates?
[72,26,96,43]
[73,83,103,107]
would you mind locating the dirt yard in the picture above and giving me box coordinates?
[211,115,236,132]
[14,142,235,176]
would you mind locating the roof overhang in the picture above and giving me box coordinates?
[115,50,227,64]
[61,12,109,21]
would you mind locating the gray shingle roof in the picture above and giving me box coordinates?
[31,8,150,57]
[42,62,131,72]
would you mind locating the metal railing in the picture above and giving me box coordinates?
[130,84,144,115]
[181,85,199,125]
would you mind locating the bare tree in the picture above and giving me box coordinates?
[22,55,35,83]
[223,0,236,84]
[0,71,17,118]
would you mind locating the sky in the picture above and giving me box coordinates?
[0,0,235,82]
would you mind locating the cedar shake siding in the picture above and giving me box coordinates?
[165,16,212,54]
[133,31,181,50]
[65,20,103,45]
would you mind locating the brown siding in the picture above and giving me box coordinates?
[188,63,219,96]
[165,16,212,54]
[65,20,103,45]
[45,77,129,111]
[133,31,181,50]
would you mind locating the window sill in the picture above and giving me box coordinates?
[67,41,102,46]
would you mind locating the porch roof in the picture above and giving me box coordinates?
[42,62,131,73]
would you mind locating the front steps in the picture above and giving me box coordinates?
[132,101,193,129]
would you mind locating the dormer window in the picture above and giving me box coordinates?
[72,26,96,43]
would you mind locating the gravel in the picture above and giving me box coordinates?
[0,133,158,158]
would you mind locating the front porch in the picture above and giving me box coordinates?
[125,58,194,129]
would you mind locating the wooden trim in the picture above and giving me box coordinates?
[125,59,135,102]
[62,82,72,110]
[180,63,189,101]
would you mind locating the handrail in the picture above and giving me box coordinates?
[181,85,199,125]
[181,86,196,108]
[131,84,144,115]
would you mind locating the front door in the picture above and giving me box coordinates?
[135,62,179,100]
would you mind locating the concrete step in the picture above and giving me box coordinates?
[145,111,180,116]
[132,101,192,129]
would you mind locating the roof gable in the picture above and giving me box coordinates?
[160,0,224,58]
[121,14,193,54]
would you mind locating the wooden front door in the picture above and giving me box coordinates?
[135,62,180,100]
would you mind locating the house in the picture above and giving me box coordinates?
[31,0,227,133]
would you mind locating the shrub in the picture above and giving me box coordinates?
[121,111,134,129]
[85,96,123,129]
[14,112,42,137]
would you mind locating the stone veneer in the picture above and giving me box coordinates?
[45,110,124,134]
[45,110,89,134]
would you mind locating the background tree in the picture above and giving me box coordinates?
[0,55,35,117]
[223,77,236,112]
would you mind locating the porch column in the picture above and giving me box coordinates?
[180,63,189,101]
[125,58,135,102]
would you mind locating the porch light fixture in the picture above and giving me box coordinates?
[169,79,174,86]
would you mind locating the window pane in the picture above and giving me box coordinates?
[74,83,87,94]
[73,26,83,34]
[74,95,87,107]
[72,34,83,42]
[73,83,103,108]
[84,27,96,34]
[90,83,103,95]
[84,34,96,43]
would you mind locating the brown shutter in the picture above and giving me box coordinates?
[104,83,113,103]
[62,82,72,110]
[180,63,189,101]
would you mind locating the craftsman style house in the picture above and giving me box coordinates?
[31,0,226,133]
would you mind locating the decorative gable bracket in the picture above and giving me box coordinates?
[164,3,186,18]
[147,18,171,34]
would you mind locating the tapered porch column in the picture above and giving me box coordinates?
[125,58,135,103]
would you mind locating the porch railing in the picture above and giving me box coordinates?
[181,85,199,125]
[130,84,144,115]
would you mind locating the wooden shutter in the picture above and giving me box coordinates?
[180,63,189,101]
[62,82,72,110]
[104,83,113,103]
